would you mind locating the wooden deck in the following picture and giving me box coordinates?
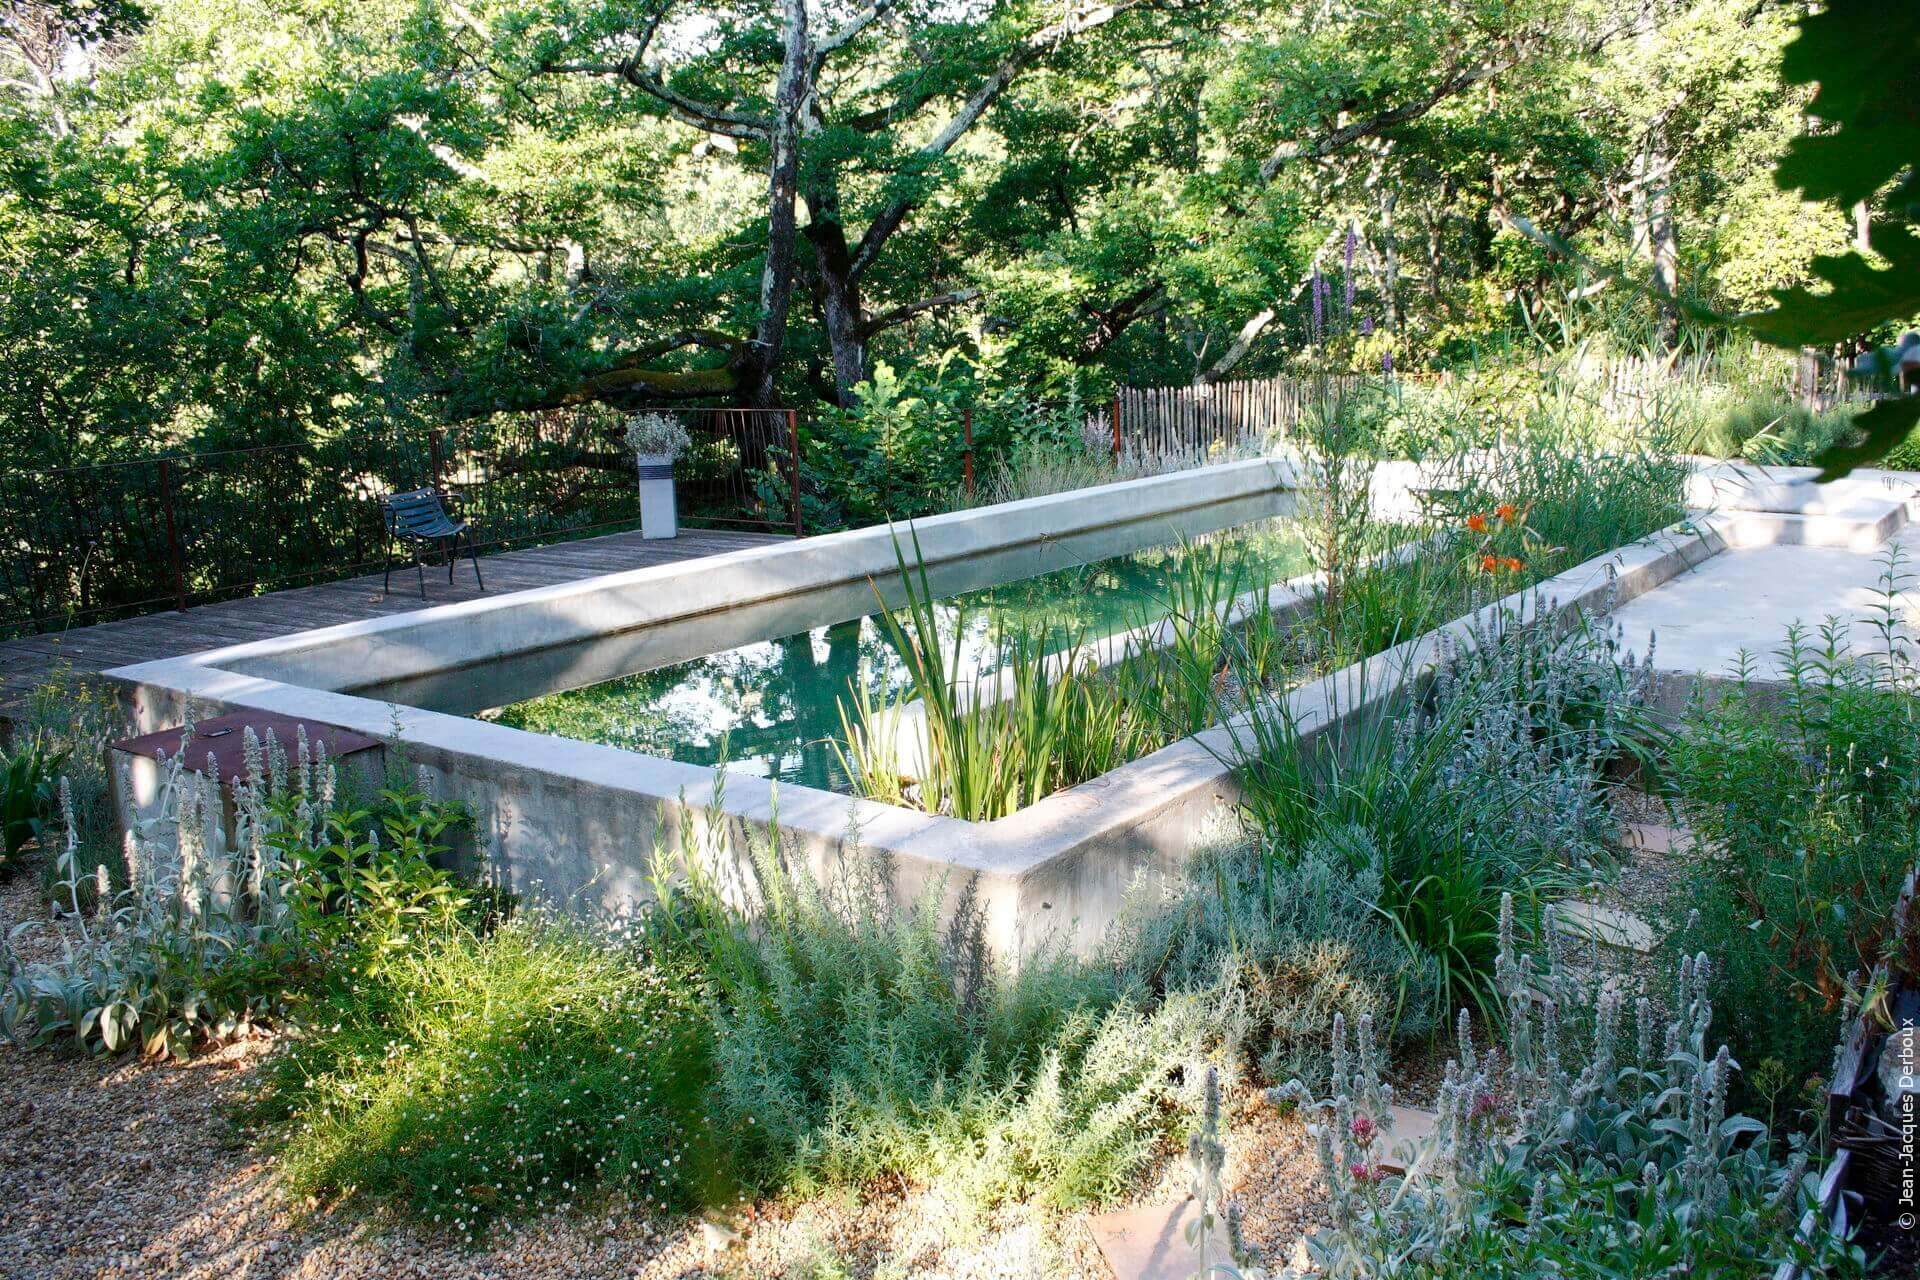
[0,526,783,718]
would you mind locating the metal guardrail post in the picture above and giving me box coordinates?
[787,409,803,536]
[157,457,189,613]
[963,406,975,498]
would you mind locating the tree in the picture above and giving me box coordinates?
[1744,0,1920,478]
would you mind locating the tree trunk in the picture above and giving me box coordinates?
[803,179,869,405]
[734,0,811,408]
[1634,133,1678,345]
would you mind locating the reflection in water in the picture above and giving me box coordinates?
[479,522,1308,792]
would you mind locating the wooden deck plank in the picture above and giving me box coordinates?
[0,526,786,719]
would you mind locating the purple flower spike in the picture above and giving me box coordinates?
[1382,350,1394,376]
[1360,316,1374,337]
[1311,268,1324,341]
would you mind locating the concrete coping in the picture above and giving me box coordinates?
[184,457,1301,692]
[106,463,1826,956]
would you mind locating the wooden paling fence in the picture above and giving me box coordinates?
[1117,350,1863,459]
[1115,374,1424,457]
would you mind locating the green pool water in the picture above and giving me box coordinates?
[472,518,1308,793]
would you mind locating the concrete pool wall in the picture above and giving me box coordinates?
[106,458,1742,959]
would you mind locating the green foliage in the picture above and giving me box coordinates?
[1111,816,1441,1084]
[1664,610,1920,1108]
[247,914,714,1237]
[645,788,1211,1212]
[0,0,1843,528]
[0,735,65,870]
[1688,389,1864,466]
[275,786,473,972]
[0,725,471,1058]
[1267,910,1863,1278]
[770,363,1106,531]
[1745,0,1920,477]
[17,667,125,906]
[1772,0,1919,214]
[839,530,1286,820]
[1225,605,1652,1018]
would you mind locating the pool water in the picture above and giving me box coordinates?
[474,520,1309,792]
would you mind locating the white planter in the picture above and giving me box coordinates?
[636,454,678,539]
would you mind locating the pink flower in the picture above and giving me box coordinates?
[1349,1112,1377,1145]
[1348,1160,1386,1185]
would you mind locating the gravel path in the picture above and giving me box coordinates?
[0,1038,1326,1280]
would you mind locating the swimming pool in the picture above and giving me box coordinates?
[372,496,1307,791]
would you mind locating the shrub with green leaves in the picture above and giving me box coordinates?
[1224,603,1652,1017]
[1110,815,1441,1085]
[246,914,714,1238]
[0,734,65,872]
[646,789,1213,1212]
[1262,898,1862,1279]
[1692,389,1863,465]
[1665,616,1920,1108]
[1,725,469,1057]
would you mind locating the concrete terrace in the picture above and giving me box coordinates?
[1618,463,1920,686]
[0,525,782,722]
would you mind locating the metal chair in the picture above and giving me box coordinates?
[381,487,484,598]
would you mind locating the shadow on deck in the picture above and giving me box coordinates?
[0,526,785,722]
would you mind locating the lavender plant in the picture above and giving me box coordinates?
[1224,597,1655,1017]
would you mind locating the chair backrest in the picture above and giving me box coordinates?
[382,487,454,537]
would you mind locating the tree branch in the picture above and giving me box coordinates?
[813,0,900,71]
[540,59,771,140]
[1079,280,1167,358]
[847,0,1141,281]
[1258,51,1521,183]
[859,286,982,336]
[1196,307,1277,384]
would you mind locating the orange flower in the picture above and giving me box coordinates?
[1501,556,1524,573]
[1495,503,1517,522]
[1479,554,1500,573]
[1466,513,1489,534]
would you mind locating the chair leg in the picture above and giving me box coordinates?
[415,546,428,600]
[447,536,456,585]
[467,532,485,592]
[383,544,393,596]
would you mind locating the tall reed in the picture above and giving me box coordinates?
[838,531,1295,821]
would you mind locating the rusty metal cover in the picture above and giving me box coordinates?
[108,711,381,783]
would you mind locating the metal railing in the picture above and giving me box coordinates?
[1,409,801,638]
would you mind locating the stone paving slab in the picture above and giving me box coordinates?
[1611,522,1920,685]
[1088,1199,1203,1280]
[1623,823,1695,855]
[1555,901,1659,953]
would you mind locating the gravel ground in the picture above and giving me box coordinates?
[2,846,1329,1280]
[0,1037,1326,1280]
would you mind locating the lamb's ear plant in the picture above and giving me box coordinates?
[1,724,471,1057]
[1261,896,1863,1279]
